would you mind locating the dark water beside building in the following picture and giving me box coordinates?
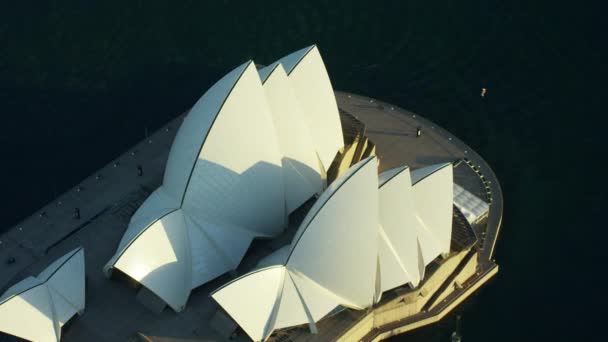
[0,1,604,341]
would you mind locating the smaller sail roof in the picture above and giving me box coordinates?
[0,247,85,342]
[286,156,379,309]
[411,163,454,265]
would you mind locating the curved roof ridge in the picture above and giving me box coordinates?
[170,60,254,204]
[258,61,280,84]
[410,162,452,185]
[279,45,316,75]
[287,156,376,262]
[104,208,179,275]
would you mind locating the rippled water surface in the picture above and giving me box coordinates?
[0,1,603,341]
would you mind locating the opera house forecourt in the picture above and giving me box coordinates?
[0,45,502,341]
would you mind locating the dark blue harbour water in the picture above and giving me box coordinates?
[0,1,604,341]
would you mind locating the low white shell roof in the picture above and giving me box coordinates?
[0,247,85,342]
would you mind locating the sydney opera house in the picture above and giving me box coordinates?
[0,46,502,341]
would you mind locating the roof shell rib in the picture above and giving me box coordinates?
[276,45,344,171]
[0,247,85,342]
[212,157,379,341]
[104,61,287,312]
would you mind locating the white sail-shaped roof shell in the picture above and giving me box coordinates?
[411,163,454,265]
[177,61,285,237]
[276,45,344,171]
[377,166,422,293]
[286,156,378,309]
[258,63,324,213]
[0,248,85,342]
[104,61,286,312]
[212,157,378,341]
[212,266,286,341]
[111,210,190,308]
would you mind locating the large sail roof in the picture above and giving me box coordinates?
[105,61,286,311]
